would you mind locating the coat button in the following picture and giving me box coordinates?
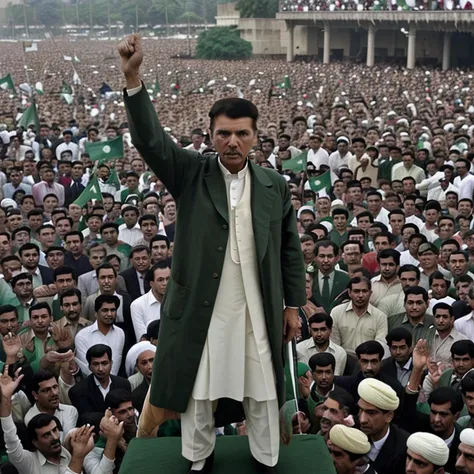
[212,273,218,279]
[217,247,223,252]
[222,224,228,229]
[204,301,210,306]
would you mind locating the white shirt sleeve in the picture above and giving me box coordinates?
[83,447,116,474]
[127,85,142,97]
[112,328,125,376]
[131,299,147,342]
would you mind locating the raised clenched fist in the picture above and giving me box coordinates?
[118,34,143,83]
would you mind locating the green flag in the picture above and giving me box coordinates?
[18,101,39,132]
[281,151,307,173]
[73,175,103,208]
[107,168,121,191]
[0,74,16,95]
[283,75,291,89]
[85,136,124,162]
[61,81,72,94]
[309,171,331,194]
[35,82,44,95]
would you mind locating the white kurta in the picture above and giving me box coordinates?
[192,161,276,403]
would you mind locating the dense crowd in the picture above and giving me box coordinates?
[2,36,474,473]
[280,0,474,10]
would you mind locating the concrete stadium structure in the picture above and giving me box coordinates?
[216,2,474,68]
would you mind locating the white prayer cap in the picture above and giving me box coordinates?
[125,341,156,377]
[407,432,449,467]
[396,118,409,127]
[329,425,370,455]
[336,136,350,144]
[460,428,474,447]
[331,199,345,209]
[358,378,399,411]
[387,110,396,117]
[297,206,315,219]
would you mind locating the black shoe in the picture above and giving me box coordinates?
[188,451,215,473]
[254,460,277,473]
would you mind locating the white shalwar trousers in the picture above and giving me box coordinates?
[181,396,280,467]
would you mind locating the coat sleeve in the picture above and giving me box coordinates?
[279,179,306,308]
[124,85,201,199]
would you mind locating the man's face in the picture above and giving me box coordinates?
[358,398,391,437]
[403,180,416,195]
[9,171,21,186]
[408,237,423,256]
[56,219,71,239]
[403,155,414,168]
[212,115,257,173]
[113,400,137,432]
[359,353,381,378]
[103,197,114,212]
[131,250,150,274]
[21,249,39,270]
[43,197,58,212]
[68,205,82,222]
[97,302,117,326]
[389,214,405,235]
[315,246,336,274]
[88,217,102,233]
[65,235,82,256]
[431,278,448,300]
[150,267,170,297]
[89,250,106,269]
[98,269,116,293]
[27,215,43,232]
[367,195,382,215]
[151,240,169,262]
[357,215,371,232]
[140,219,158,240]
[453,353,474,377]
[347,187,362,204]
[440,243,457,265]
[144,202,159,216]
[63,133,72,143]
[55,273,75,295]
[34,377,60,411]
[433,308,453,333]
[405,294,427,320]
[348,281,371,309]
[61,295,81,321]
[449,254,468,277]
[333,214,347,231]
[7,214,22,231]
[102,228,118,246]
[300,212,315,229]
[337,141,348,155]
[21,198,35,213]
[32,421,62,458]
[43,170,54,184]
[456,442,474,474]
[126,176,139,189]
[459,201,473,217]
[0,310,19,336]
[12,277,33,300]
[278,136,289,150]
[457,282,471,301]
[446,193,458,208]
[137,350,155,381]
[23,160,35,175]
[0,235,11,258]
[38,228,56,249]
[438,219,455,240]
[425,210,439,226]
[378,256,398,280]
[123,210,138,228]
[313,364,334,392]
[429,401,456,439]
[404,200,416,217]
[320,397,347,435]
[71,164,83,179]
[89,354,112,382]
[131,160,145,174]
[405,449,438,474]
[419,251,437,270]
[12,230,29,249]
[342,243,361,265]
[390,339,412,365]
[164,201,176,221]
[310,322,331,347]
[30,309,52,337]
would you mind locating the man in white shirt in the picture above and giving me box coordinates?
[391,151,425,183]
[131,261,170,341]
[307,135,329,168]
[75,294,125,376]
[454,158,474,201]
[184,128,207,154]
[24,370,78,442]
[329,136,353,173]
[455,284,474,341]
[296,313,347,376]
[118,205,143,247]
[55,130,79,161]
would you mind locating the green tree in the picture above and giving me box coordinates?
[235,0,278,18]
[195,27,251,60]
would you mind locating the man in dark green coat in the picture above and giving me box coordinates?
[119,35,306,473]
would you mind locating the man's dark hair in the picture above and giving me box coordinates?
[374,231,396,246]
[64,231,84,243]
[59,288,82,306]
[308,352,336,372]
[314,240,339,257]
[451,340,474,358]
[433,302,453,317]
[377,248,400,265]
[94,294,120,313]
[130,245,150,259]
[86,344,112,364]
[54,266,77,282]
[386,327,413,348]
[27,414,62,442]
[355,340,384,360]
[139,214,157,226]
[146,319,161,340]
[45,246,66,257]
[356,211,374,223]
[327,390,357,416]
[461,371,474,395]
[331,208,349,219]
[32,370,56,394]
[209,98,259,133]
[404,286,429,303]
[348,276,371,291]
[29,302,52,318]
[96,263,117,278]
[150,234,170,249]
[0,305,18,319]
[307,312,332,329]
[145,261,171,284]
[306,223,329,237]
[10,272,32,289]
[105,389,132,410]
[428,387,463,415]
[18,242,40,256]
[398,264,420,279]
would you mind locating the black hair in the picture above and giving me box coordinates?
[398,264,420,279]
[86,344,112,364]
[105,388,132,410]
[27,414,62,441]
[18,242,39,256]
[29,302,52,318]
[386,327,413,347]
[59,288,82,306]
[307,312,332,329]
[451,340,474,358]
[0,305,18,319]
[54,266,77,282]
[314,240,339,257]
[428,387,464,415]
[308,352,336,372]
[145,261,171,284]
[404,286,429,303]
[32,370,56,394]
[355,340,384,360]
[209,98,259,132]
[96,263,117,278]
[377,248,400,265]
[94,294,120,312]
[348,276,371,291]
[150,234,171,249]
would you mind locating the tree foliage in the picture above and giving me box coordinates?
[235,0,278,18]
[195,27,252,60]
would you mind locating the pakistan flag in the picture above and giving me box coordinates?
[85,136,124,162]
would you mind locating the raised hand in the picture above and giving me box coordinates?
[3,333,22,359]
[118,34,143,79]
[100,409,124,441]
[70,425,95,458]
[412,339,429,371]
[0,365,24,400]
[50,326,73,349]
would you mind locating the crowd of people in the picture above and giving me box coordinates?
[2,36,474,473]
[279,0,474,10]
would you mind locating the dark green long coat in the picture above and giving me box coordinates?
[125,87,306,413]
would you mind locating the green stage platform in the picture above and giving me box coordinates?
[119,435,335,473]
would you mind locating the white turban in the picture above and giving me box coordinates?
[460,428,474,447]
[125,341,156,377]
[329,425,371,455]
[358,378,399,411]
[407,432,449,467]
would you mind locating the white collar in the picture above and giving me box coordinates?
[444,429,456,447]
[218,157,248,180]
[372,426,390,448]
[94,375,111,390]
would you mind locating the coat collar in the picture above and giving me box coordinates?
[204,155,274,263]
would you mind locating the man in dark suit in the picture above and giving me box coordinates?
[64,161,86,207]
[19,242,54,285]
[69,344,131,425]
[381,327,414,387]
[311,240,350,313]
[119,245,151,302]
[357,377,409,474]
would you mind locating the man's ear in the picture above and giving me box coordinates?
[32,390,38,402]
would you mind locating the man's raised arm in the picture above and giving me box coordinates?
[118,34,200,198]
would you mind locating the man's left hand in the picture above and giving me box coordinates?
[283,307,300,343]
